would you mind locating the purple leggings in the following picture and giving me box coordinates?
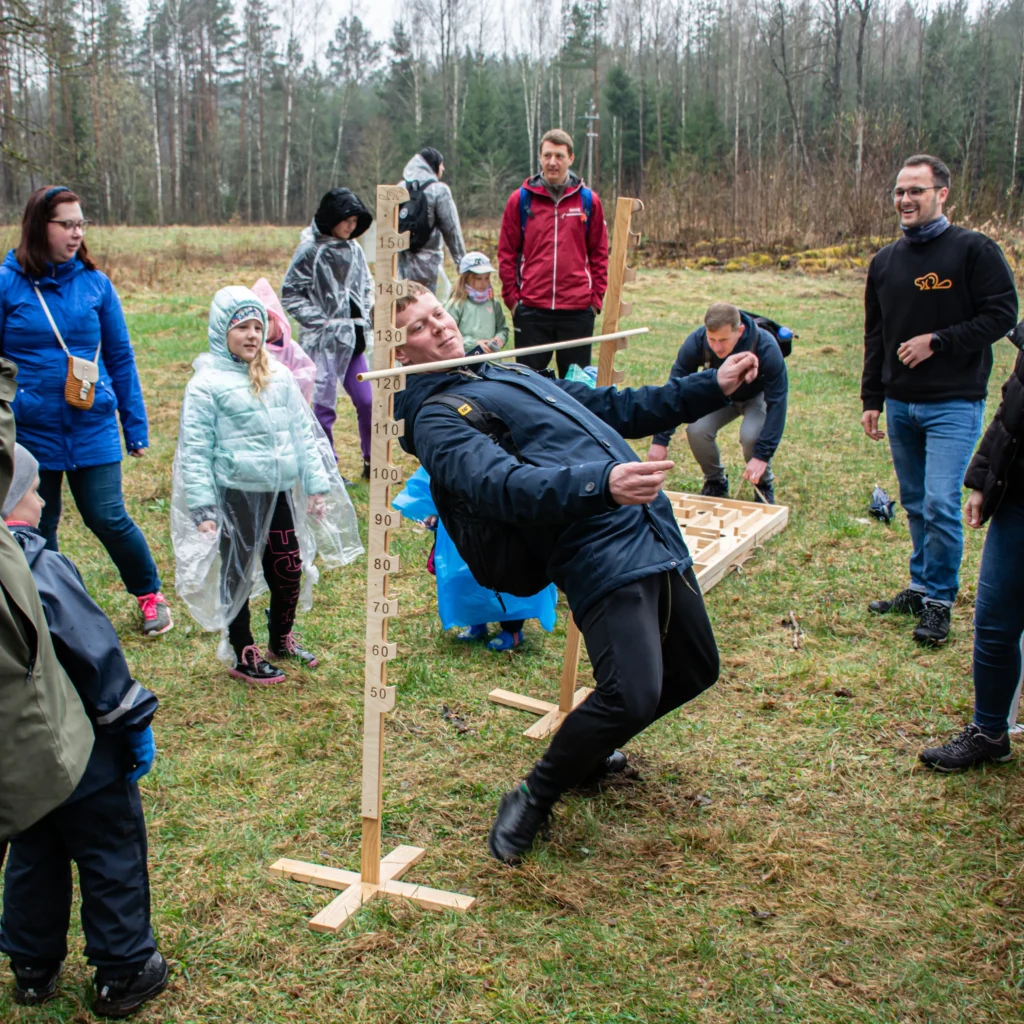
[314,353,372,460]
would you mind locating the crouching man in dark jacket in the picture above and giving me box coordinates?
[393,281,759,864]
[0,444,168,1017]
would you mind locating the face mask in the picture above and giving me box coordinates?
[466,284,492,303]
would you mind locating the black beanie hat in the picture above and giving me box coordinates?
[419,147,444,176]
[314,188,373,238]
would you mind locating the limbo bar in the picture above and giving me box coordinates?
[356,327,649,381]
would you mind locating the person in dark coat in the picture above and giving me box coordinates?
[392,282,759,864]
[919,325,1024,771]
[0,446,168,1017]
[647,303,788,504]
[0,186,172,638]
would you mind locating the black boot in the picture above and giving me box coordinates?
[753,478,775,505]
[11,961,62,1006]
[487,784,553,865]
[362,458,371,480]
[868,588,924,616]
[228,644,286,685]
[913,602,951,645]
[93,951,169,1019]
[572,750,629,791]
[266,610,319,668]
[700,476,729,499]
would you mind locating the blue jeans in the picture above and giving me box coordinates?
[885,398,984,606]
[37,462,161,596]
[973,497,1024,733]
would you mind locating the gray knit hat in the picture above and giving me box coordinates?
[2,443,40,519]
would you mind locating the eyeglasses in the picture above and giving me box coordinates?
[49,219,90,232]
[890,187,942,200]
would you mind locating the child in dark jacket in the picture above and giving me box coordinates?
[0,444,168,1018]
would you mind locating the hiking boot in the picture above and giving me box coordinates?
[11,961,62,1006]
[137,592,173,638]
[487,784,553,865]
[919,723,1012,772]
[868,588,924,616]
[573,750,629,791]
[753,479,775,505]
[913,602,951,645]
[93,951,169,1019]
[229,645,286,685]
[487,629,523,652]
[456,624,488,642]
[266,611,319,667]
[700,476,729,499]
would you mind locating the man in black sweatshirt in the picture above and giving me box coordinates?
[647,303,788,505]
[861,154,1018,645]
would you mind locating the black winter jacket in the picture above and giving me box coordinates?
[396,361,729,620]
[964,331,1024,523]
[11,526,158,801]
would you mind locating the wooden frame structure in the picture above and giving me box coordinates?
[488,197,644,738]
[270,185,475,932]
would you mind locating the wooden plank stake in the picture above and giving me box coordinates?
[489,197,643,738]
[270,185,475,931]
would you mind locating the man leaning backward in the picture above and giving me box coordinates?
[862,154,1017,645]
[392,282,759,863]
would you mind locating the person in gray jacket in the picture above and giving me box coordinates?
[398,148,466,292]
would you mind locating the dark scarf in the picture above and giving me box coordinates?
[901,215,950,244]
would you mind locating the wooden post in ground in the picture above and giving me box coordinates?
[488,197,644,739]
[270,185,475,931]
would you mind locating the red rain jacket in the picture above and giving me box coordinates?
[498,175,609,313]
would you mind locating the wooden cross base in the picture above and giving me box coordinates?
[269,846,475,934]
[488,685,594,739]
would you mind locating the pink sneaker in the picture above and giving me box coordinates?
[137,592,173,638]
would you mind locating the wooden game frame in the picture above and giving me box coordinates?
[270,185,476,932]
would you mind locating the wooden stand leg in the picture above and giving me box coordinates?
[270,184,474,931]
[488,197,644,740]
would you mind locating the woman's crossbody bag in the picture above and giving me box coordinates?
[33,285,101,410]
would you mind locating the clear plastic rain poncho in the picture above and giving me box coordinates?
[280,220,374,410]
[171,286,363,659]
[397,153,467,291]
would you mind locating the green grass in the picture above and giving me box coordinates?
[2,243,1022,1023]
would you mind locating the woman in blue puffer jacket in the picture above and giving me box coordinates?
[0,185,171,637]
[171,286,362,685]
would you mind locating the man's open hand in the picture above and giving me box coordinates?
[717,351,759,395]
[609,460,674,505]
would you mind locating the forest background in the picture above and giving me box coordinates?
[2,0,1024,252]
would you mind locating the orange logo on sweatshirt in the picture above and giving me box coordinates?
[914,272,953,291]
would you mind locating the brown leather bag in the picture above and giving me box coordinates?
[34,286,101,410]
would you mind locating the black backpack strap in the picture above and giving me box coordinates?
[421,392,523,461]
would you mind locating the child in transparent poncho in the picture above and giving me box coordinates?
[171,286,363,684]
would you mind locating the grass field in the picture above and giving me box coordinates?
[1,227,1022,1023]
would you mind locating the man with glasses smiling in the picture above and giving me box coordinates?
[861,155,1017,645]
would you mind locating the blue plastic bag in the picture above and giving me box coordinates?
[392,467,558,631]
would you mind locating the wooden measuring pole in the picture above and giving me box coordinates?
[270,185,475,931]
[488,197,644,740]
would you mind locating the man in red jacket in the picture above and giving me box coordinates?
[498,129,609,378]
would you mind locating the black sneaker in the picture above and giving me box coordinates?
[753,479,775,505]
[573,750,629,791]
[868,588,925,616]
[487,784,553,865]
[228,644,286,685]
[700,477,729,499]
[93,952,169,1019]
[919,723,1012,772]
[913,602,951,645]
[266,611,319,668]
[12,961,62,1006]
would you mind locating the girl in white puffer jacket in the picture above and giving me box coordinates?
[171,286,363,684]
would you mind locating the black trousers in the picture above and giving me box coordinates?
[513,306,595,378]
[220,491,302,656]
[527,569,720,804]
[0,780,155,970]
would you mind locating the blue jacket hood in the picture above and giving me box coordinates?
[2,247,86,285]
[208,286,268,363]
